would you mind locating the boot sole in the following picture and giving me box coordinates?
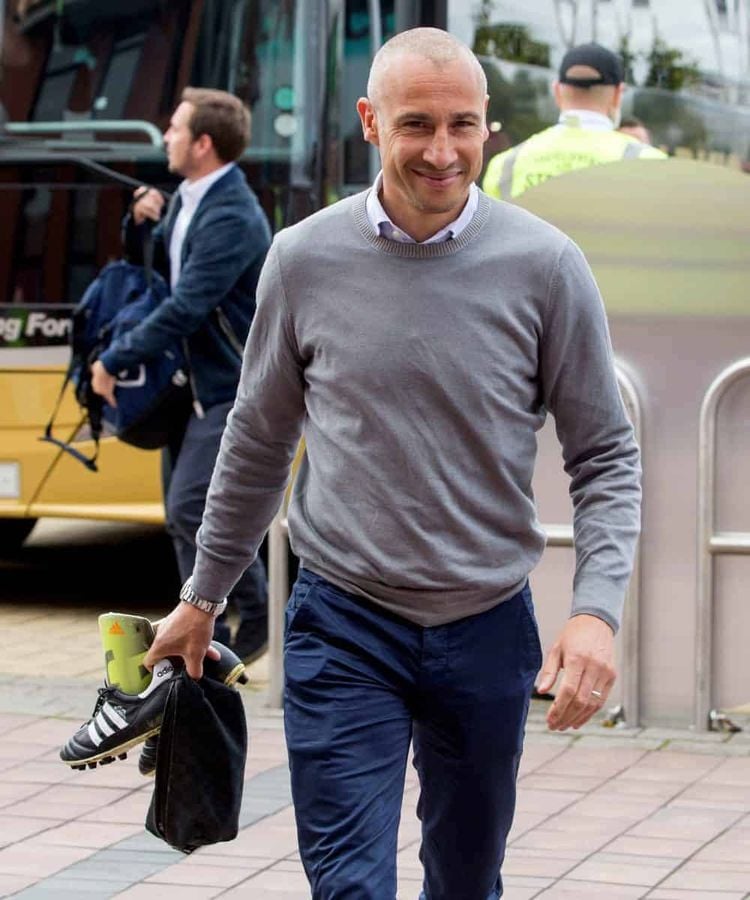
[63,725,162,770]
[224,662,248,685]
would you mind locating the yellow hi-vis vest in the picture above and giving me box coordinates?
[482,118,667,201]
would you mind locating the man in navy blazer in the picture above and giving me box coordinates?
[92,88,272,662]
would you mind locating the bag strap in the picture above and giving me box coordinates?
[39,400,101,472]
[39,355,103,472]
[49,155,173,198]
[39,420,101,472]
[143,221,155,288]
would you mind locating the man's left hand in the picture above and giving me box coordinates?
[91,360,117,407]
[536,613,616,731]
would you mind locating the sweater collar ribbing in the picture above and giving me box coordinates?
[352,189,492,258]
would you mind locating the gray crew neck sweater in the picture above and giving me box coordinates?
[193,190,641,631]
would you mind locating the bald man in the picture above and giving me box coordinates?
[146,28,641,899]
[484,42,665,201]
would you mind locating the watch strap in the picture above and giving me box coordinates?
[179,576,228,618]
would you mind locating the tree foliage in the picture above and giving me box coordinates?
[473,23,550,68]
[644,37,701,91]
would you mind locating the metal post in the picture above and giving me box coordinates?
[694,357,750,731]
[544,524,574,546]
[394,0,420,32]
[0,1,5,79]
[267,510,289,709]
[616,362,643,729]
[367,0,383,183]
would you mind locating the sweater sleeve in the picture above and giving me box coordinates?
[191,239,306,601]
[540,239,641,632]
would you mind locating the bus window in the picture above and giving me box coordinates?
[341,0,396,191]
[2,164,152,310]
[2,1,321,176]
[0,0,328,316]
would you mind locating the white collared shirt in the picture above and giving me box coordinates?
[169,162,235,288]
[557,109,615,132]
[366,171,479,244]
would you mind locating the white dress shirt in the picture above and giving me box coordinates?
[365,170,479,244]
[169,162,235,289]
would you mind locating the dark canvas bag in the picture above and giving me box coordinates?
[145,670,248,854]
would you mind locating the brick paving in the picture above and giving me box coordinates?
[1,596,750,898]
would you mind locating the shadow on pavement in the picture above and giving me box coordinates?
[0,519,180,611]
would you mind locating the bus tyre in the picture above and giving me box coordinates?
[1,519,37,551]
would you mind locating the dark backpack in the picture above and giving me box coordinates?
[42,234,191,471]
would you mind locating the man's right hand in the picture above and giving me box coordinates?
[90,359,117,407]
[143,602,220,679]
[132,187,165,226]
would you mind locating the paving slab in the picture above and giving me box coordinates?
[0,596,749,899]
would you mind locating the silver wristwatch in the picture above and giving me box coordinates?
[179,576,228,618]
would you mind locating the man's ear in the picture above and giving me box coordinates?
[194,132,214,160]
[356,97,379,146]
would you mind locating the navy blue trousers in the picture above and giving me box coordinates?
[284,569,542,900]
[162,400,267,644]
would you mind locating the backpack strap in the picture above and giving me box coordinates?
[39,418,101,472]
[143,222,156,288]
[39,364,102,472]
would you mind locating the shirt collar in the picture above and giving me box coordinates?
[178,162,235,209]
[366,171,479,244]
[558,109,615,132]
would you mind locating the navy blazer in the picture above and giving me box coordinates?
[101,166,272,411]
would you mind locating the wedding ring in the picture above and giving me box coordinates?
[591,690,603,698]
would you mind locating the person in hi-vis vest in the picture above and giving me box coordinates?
[483,42,666,201]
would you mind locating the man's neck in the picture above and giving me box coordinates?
[184,160,228,184]
[558,108,615,131]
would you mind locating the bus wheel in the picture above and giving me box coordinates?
[0,519,37,551]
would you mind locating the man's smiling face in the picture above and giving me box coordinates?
[358,53,488,241]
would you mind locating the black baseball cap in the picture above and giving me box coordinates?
[558,43,624,87]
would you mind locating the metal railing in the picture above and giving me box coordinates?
[694,357,750,731]
[267,509,290,708]
[266,361,644,716]
[3,120,164,147]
